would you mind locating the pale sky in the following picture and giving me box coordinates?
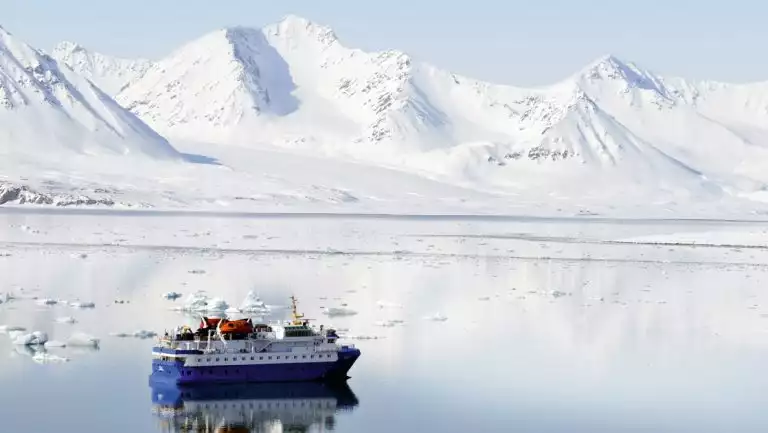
[0,0,762,86]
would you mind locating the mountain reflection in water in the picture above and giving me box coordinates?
[150,381,359,433]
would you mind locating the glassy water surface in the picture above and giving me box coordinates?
[0,212,767,432]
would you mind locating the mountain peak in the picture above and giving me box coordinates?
[52,40,85,54]
[574,53,670,93]
[580,54,640,78]
[265,14,338,47]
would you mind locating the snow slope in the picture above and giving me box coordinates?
[109,15,768,205]
[52,41,153,95]
[0,26,178,162]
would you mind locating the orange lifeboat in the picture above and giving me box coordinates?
[200,317,254,334]
[219,318,254,334]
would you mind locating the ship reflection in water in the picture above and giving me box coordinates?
[150,381,360,433]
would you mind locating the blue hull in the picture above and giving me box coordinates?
[150,347,361,385]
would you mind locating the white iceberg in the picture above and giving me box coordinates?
[206,297,229,312]
[45,340,67,347]
[239,291,270,313]
[67,332,100,348]
[179,290,210,311]
[55,316,77,324]
[12,331,49,346]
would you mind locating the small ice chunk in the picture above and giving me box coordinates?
[322,307,358,317]
[376,300,403,309]
[69,301,95,309]
[45,340,67,347]
[0,325,26,334]
[162,292,182,300]
[375,319,405,327]
[32,352,70,364]
[424,313,448,322]
[67,332,100,348]
[478,296,491,301]
[13,331,49,346]
[36,298,58,306]
[188,269,206,274]
[110,332,131,338]
[132,330,157,339]
[55,317,77,324]
[111,330,157,339]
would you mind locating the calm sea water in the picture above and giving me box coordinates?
[0,213,767,432]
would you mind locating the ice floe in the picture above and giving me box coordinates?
[55,316,77,324]
[162,291,183,300]
[45,340,67,347]
[67,332,100,348]
[32,352,70,364]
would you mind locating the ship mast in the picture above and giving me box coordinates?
[290,295,305,325]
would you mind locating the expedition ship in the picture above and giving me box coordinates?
[150,296,361,384]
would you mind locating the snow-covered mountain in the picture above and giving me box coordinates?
[107,15,768,202]
[52,41,153,95]
[0,25,178,161]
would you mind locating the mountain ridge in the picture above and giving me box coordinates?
[0,25,179,161]
[25,15,768,208]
